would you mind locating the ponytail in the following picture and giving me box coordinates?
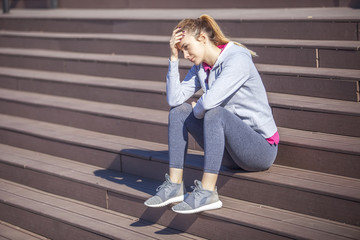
[175,14,257,57]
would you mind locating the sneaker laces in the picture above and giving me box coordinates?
[190,180,207,199]
[156,174,172,192]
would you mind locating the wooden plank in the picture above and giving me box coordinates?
[268,92,360,116]
[52,0,360,9]
[108,186,360,240]
[262,74,358,101]
[0,93,169,145]
[1,48,360,82]
[1,31,359,62]
[319,49,360,70]
[1,143,360,234]
[0,85,360,133]
[0,179,204,240]
[0,114,168,153]
[1,87,360,148]
[256,63,360,80]
[1,31,359,50]
[1,8,359,21]
[273,107,360,137]
[0,113,359,177]
[129,154,360,225]
[275,142,360,178]
[278,127,360,154]
[0,203,112,240]
[0,220,49,240]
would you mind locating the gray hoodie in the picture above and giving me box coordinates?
[166,42,277,139]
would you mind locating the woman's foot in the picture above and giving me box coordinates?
[144,173,185,207]
[172,180,222,214]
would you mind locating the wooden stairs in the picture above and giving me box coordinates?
[0,1,360,239]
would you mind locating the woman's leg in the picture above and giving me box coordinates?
[145,103,203,208]
[168,103,203,182]
[203,106,278,177]
[168,103,204,183]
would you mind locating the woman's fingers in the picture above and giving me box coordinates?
[170,28,184,47]
[169,28,184,60]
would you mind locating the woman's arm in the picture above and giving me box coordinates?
[166,28,201,107]
[166,62,201,107]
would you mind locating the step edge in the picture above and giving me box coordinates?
[1,30,359,50]
[0,47,359,80]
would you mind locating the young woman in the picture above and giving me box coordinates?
[144,14,279,214]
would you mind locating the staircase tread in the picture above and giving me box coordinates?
[1,30,359,50]
[0,116,359,201]
[0,220,49,240]
[0,88,168,125]
[0,5,359,240]
[0,69,359,117]
[1,8,359,21]
[256,63,360,80]
[268,92,360,115]
[0,146,359,240]
[0,88,359,154]
[0,66,165,92]
[1,48,359,80]
[0,179,205,240]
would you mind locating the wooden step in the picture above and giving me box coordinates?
[0,85,359,138]
[0,89,359,176]
[0,9,359,40]
[0,88,169,144]
[58,0,360,9]
[0,31,359,70]
[268,93,360,137]
[0,115,359,224]
[0,179,205,240]
[0,220,49,240]
[6,0,360,9]
[0,49,359,102]
[0,67,170,110]
[1,112,358,179]
[0,47,170,84]
[1,0,54,9]
[0,144,359,238]
[1,110,360,178]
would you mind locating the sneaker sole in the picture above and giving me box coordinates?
[172,200,223,214]
[144,195,185,208]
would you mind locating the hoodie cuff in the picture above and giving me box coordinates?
[193,102,205,119]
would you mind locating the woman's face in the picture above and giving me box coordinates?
[177,31,205,65]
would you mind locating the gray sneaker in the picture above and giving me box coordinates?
[144,173,185,207]
[171,180,222,214]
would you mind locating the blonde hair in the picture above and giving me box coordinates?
[175,14,257,56]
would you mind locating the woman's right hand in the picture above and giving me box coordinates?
[169,27,184,61]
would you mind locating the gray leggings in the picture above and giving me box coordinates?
[168,103,278,174]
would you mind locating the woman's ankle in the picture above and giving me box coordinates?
[201,172,218,191]
[169,168,183,184]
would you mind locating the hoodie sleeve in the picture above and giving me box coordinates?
[193,52,250,119]
[166,59,202,107]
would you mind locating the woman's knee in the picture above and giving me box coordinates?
[204,106,224,121]
[169,103,192,120]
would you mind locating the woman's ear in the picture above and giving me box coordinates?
[197,32,207,44]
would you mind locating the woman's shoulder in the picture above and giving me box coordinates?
[221,43,252,65]
[227,43,252,57]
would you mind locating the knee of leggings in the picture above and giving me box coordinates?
[169,103,192,118]
[204,106,223,122]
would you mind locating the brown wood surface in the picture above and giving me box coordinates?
[1,147,359,239]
